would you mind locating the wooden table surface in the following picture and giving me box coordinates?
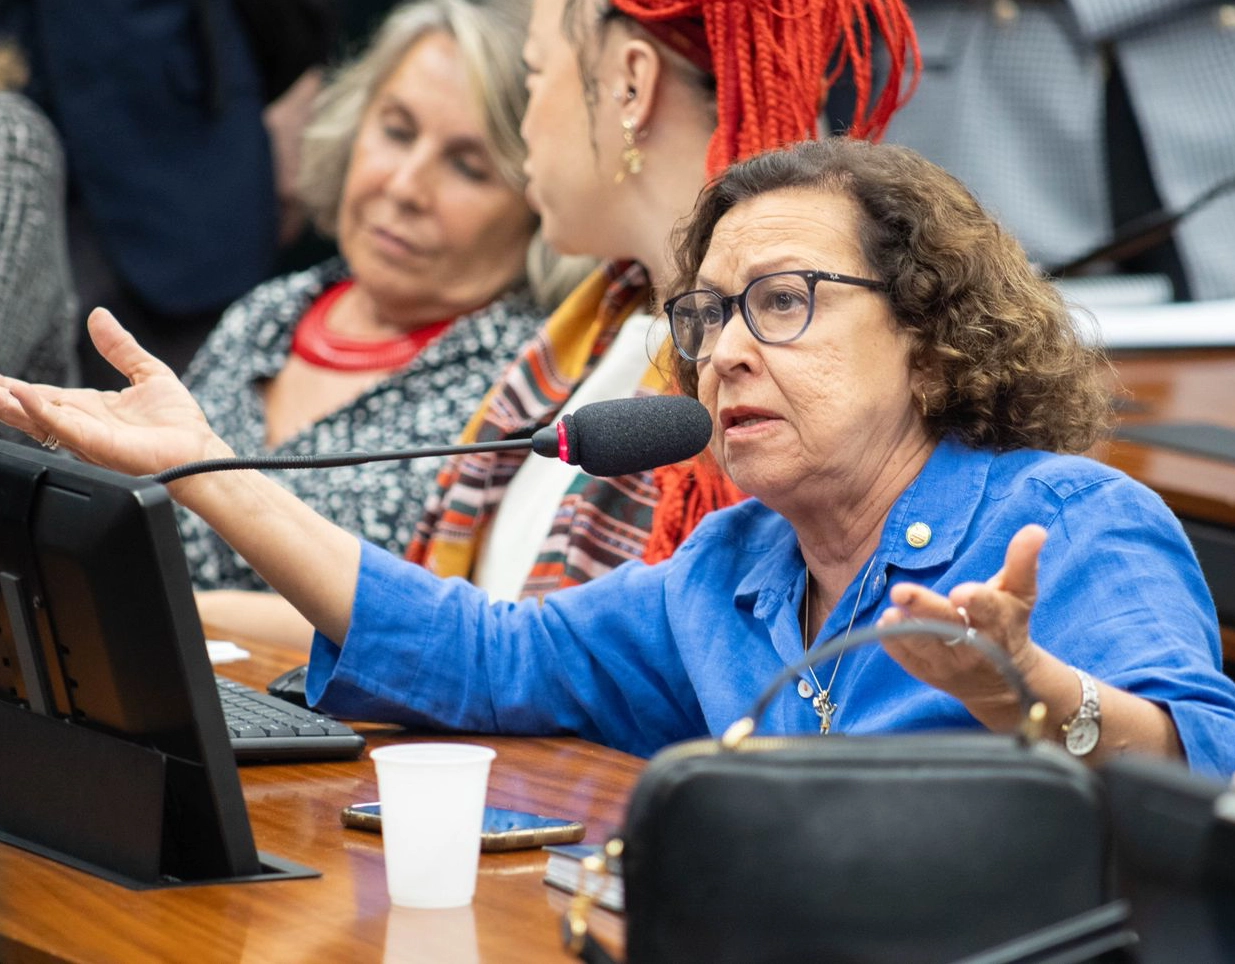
[1102,349,1235,660]
[1101,349,1235,529]
[0,636,640,964]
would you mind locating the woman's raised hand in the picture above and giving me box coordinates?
[876,524,1047,722]
[0,308,232,478]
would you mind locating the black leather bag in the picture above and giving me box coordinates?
[566,621,1132,964]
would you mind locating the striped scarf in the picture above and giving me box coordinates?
[406,261,672,594]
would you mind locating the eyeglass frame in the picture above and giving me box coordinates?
[664,269,888,363]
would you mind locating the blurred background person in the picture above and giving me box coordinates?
[881,0,1235,302]
[0,0,336,387]
[181,0,588,602]
[0,45,77,446]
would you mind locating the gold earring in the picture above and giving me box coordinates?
[919,389,930,417]
[615,117,644,183]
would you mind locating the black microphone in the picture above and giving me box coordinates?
[536,394,713,477]
[153,395,714,484]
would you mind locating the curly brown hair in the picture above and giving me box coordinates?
[668,138,1114,454]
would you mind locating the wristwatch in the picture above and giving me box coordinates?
[1061,667,1101,757]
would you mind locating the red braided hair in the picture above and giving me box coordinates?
[610,0,920,563]
[643,453,747,565]
[611,0,920,177]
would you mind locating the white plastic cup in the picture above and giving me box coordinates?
[370,742,496,908]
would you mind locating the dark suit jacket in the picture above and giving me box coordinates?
[4,0,278,314]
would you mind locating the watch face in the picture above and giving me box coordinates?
[1065,718,1100,756]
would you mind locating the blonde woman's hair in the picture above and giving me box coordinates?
[298,0,593,308]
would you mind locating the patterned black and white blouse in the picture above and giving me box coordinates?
[0,92,78,448]
[178,258,544,591]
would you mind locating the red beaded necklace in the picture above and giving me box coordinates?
[291,280,454,372]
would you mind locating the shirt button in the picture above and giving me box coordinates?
[797,679,815,699]
[906,521,932,549]
[871,573,885,594]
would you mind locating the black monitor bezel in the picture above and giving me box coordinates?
[0,439,314,887]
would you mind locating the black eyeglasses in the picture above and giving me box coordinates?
[664,269,886,363]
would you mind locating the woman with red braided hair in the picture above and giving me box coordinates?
[401,0,918,611]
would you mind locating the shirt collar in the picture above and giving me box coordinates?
[878,436,990,574]
[733,437,992,618]
[728,506,801,619]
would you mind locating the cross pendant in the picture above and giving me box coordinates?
[812,692,836,735]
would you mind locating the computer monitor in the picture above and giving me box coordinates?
[0,439,312,888]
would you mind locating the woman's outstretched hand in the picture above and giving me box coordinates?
[876,524,1047,720]
[0,307,231,478]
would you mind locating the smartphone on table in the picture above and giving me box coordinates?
[340,802,586,852]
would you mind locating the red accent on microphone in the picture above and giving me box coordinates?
[557,421,570,463]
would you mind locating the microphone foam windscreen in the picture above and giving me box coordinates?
[564,396,714,477]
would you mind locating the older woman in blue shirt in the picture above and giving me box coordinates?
[3,138,1234,776]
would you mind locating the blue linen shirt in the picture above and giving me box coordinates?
[309,438,1235,777]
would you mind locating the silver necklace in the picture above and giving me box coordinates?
[801,555,877,734]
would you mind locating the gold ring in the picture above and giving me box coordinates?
[40,433,59,451]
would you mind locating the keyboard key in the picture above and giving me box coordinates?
[215,675,365,762]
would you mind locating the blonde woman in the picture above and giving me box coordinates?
[182,0,589,606]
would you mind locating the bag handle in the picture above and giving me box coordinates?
[721,619,1048,749]
[562,840,626,964]
[560,619,1049,962]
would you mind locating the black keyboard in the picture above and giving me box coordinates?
[215,676,366,762]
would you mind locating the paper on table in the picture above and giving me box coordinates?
[1071,299,1235,349]
[207,640,251,664]
[1054,276,1235,349]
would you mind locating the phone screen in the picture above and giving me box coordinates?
[343,803,572,830]
[340,803,586,850]
[481,807,577,833]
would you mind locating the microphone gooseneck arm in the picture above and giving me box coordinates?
[150,395,714,485]
[152,438,539,484]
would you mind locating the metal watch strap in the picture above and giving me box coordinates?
[1061,667,1101,757]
